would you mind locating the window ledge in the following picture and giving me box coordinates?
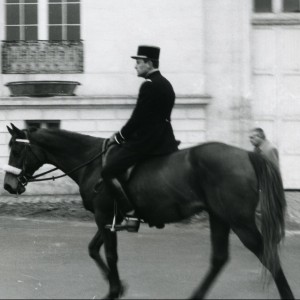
[252,13,300,25]
[0,94,212,107]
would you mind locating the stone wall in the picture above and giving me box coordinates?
[204,0,252,147]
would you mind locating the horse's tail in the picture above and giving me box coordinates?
[248,151,286,274]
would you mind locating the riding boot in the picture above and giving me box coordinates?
[109,178,134,213]
[105,177,140,232]
[94,178,132,214]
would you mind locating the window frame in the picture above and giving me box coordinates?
[253,0,273,13]
[5,0,38,41]
[25,120,61,130]
[252,0,300,25]
[253,0,300,13]
[283,0,300,12]
[48,0,80,41]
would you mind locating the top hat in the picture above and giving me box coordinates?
[131,45,160,61]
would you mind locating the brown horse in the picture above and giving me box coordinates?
[3,123,294,299]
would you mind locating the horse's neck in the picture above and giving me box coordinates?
[31,129,104,182]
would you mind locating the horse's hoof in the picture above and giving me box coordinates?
[102,280,127,299]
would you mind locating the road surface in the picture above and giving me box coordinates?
[0,216,299,299]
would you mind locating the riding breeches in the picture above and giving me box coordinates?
[101,145,146,180]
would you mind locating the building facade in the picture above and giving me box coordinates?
[0,0,299,194]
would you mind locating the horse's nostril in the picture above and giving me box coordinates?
[4,183,14,193]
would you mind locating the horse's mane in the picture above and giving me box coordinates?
[9,127,103,156]
[34,127,95,141]
[31,127,102,152]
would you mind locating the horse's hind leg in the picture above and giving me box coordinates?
[233,222,294,299]
[190,213,230,299]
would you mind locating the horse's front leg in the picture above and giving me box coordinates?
[102,228,126,299]
[88,229,109,279]
[89,210,125,299]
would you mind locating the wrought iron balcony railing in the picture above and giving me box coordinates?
[1,40,83,74]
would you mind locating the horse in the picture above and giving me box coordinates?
[3,123,294,299]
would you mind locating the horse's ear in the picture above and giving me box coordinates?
[10,123,24,137]
[7,125,14,136]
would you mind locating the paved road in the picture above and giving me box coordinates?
[0,216,299,299]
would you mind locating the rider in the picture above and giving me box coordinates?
[96,45,178,231]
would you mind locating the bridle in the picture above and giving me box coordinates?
[5,137,111,188]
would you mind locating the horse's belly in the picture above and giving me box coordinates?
[128,165,204,223]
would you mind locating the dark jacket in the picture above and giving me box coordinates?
[120,70,178,155]
[254,139,279,170]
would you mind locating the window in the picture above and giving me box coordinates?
[283,0,300,12]
[49,0,80,41]
[254,0,272,12]
[26,120,61,129]
[5,0,38,41]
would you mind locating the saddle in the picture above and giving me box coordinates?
[102,138,181,182]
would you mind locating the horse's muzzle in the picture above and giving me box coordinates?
[4,182,26,195]
[4,173,26,195]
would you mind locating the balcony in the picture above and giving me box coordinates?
[1,40,83,74]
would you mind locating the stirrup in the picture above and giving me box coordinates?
[105,202,141,233]
[104,202,156,231]
[105,218,140,233]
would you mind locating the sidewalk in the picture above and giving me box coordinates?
[285,191,300,224]
[0,194,93,221]
[0,194,81,204]
[0,192,299,224]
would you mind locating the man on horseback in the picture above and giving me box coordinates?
[95,45,179,232]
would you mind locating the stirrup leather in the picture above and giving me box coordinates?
[107,200,118,232]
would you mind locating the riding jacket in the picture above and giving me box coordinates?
[118,70,178,156]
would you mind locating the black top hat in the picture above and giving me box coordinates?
[131,45,160,61]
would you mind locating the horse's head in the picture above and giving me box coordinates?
[3,123,44,195]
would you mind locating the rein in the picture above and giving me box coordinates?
[28,148,107,183]
[7,137,111,187]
